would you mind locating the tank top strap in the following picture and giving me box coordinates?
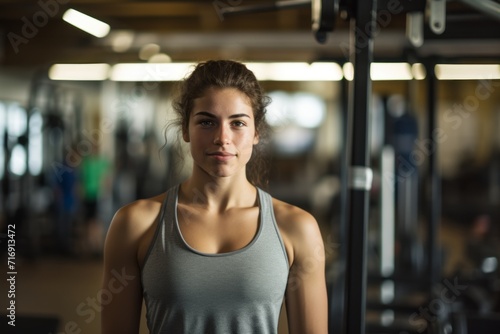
[146,185,179,257]
[257,188,290,266]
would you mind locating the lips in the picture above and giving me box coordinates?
[208,151,235,156]
[207,151,236,161]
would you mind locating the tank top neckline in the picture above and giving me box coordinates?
[172,185,264,257]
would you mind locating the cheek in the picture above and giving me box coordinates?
[241,134,257,154]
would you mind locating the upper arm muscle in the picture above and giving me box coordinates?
[101,204,148,334]
[277,204,328,334]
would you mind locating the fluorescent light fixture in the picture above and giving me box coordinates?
[247,62,343,81]
[371,63,413,81]
[45,61,437,82]
[110,63,194,81]
[49,63,110,81]
[63,8,110,38]
[344,62,425,81]
[435,64,500,80]
[110,62,343,82]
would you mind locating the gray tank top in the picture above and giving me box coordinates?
[141,185,290,334]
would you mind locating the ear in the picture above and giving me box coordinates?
[253,132,259,145]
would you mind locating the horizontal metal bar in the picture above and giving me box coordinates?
[217,0,310,16]
[459,0,500,21]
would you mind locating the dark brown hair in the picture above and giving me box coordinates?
[171,60,272,188]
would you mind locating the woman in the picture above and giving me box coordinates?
[101,60,328,333]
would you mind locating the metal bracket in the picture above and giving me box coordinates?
[406,11,424,47]
[349,166,373,191]
[429,0,446,34]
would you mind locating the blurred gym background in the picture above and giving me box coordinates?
[0,1,499,333]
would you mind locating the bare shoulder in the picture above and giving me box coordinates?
[105,193,166,265]
[271,197,324,265]
[110,194,164,236]
[272,198,317,232]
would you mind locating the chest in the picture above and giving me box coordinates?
[177,205,260,254]
[142,218,289,309]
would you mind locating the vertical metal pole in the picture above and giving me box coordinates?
[426,61,441,287]
[329,77,350,334]
[343,0,377,333]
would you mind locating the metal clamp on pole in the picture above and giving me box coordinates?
[406,11,424,47]
[430,0,446,34]
[348,166,373,191]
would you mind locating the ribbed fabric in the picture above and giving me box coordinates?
[141,185,289,334]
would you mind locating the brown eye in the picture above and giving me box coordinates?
[232,120,246,127]
[199,120,215,128]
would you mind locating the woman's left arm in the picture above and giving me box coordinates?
[284,211,328,334]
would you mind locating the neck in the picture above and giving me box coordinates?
[179,176,256,212]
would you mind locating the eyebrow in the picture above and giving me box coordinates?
[193,111,251,119]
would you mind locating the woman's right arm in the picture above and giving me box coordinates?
[101,205,144,334]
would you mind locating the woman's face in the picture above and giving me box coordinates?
[184,87,259,180]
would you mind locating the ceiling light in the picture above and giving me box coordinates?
[110,62,343,82]
[110,63,194,81]
[139,43,161,61]
[148,53,172,63]
[63,9,110,38]
[343,62,424,81]
[435,64,500,80]
[246,62,343,81]
[110,30,135,52]
[49,63,110,81]
[371,63,413,81]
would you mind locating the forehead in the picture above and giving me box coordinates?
[192,87,253,114]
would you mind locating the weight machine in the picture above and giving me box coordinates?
[216,1,500,333]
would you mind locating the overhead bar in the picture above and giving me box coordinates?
[459,0,500,21]
[215,0,310,17]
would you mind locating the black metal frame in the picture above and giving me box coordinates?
[342,1,377,333]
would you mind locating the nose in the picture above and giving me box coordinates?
[213,124,231,146]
